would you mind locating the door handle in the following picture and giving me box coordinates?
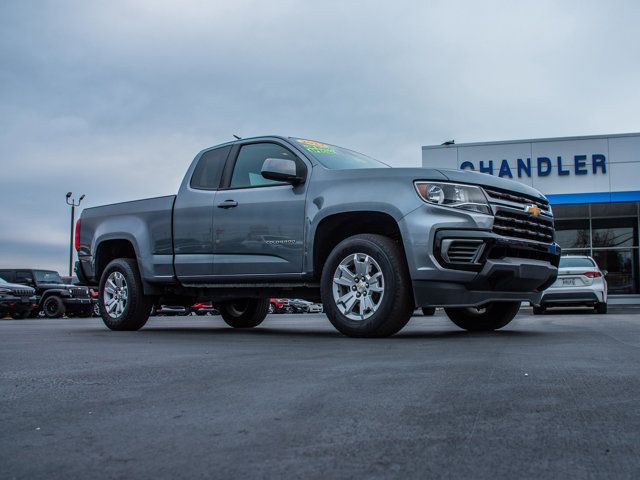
[217,199,238,209]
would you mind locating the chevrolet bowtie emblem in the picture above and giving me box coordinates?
[525,204,541,216]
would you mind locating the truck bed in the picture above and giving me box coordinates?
[79,195,176,283]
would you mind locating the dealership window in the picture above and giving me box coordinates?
[553,202,639,294]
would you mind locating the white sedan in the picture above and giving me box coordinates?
[534,256,607,314]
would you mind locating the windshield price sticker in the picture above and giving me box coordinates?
[296,139,336,155]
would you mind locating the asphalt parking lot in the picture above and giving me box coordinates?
[2,308,640,479]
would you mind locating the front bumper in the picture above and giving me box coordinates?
[412,254,558,307]
[61,297,92,307]
[0,295,39,309]
[399,204,560,308]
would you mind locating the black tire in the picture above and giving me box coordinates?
[445,302,520,331]
[595,302,607,314]
[321,234,413,338]
[42,296,65,318]
[10,309,31,320]
[422,307,436,316]
[532,305,546,315]
[99,258,154,331]
[220,299,269,328]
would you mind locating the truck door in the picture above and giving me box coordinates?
[173,145,230,281]
[212,141,309,277]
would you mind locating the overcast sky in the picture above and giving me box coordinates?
[1,0,639,274]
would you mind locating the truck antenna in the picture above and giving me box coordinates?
[233,134,242,140]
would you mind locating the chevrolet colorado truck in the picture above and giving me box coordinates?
[76,136,560,337]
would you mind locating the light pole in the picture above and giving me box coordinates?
[65,192,85,277]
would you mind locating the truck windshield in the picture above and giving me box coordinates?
[292,138,389,170]
[0,277,7,284]
[34,270,64,284]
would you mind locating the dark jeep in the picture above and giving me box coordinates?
[0,276,38,319]
[0,269,92,318]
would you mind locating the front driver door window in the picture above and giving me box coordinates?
[213,142,308,277]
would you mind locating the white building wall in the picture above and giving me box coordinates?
[422,133,640,204]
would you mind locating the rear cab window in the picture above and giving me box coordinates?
[190,146,231,190]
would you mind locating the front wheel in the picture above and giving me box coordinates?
[321,234,413,338]
[444,302,521,331]
[99,258,154,331]
[220,299,269,328]
[43,296,65,318]
[421,307,436,316]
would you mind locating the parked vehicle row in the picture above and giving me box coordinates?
[0,269,92,318]
[269,298,323,314]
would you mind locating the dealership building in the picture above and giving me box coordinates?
[422,132,640,298]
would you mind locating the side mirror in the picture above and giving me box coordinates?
[261,158,305,185]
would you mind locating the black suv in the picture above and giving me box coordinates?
[0,269,92,318]
[0,276,38,319]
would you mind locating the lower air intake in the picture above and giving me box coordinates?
[442,239,485,264]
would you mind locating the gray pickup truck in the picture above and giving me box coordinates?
[76,136,560,337]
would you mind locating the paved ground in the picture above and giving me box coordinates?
[2,308,640,479]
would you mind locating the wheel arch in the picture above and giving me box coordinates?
[94,238,139,282]
[38,289,70,307]
[311,210,407,280]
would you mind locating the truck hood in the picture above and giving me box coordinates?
[0,282,35,294]
[434,168,547,202]
[344,167,547,202]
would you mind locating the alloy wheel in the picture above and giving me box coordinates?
[332,253,385,321]
[103,271,128,318]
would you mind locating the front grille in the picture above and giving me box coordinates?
[70,287,89,298]
[12,288,33,297]
[443,240,484,264]
[484,187,550,212]
[492,209,554,243]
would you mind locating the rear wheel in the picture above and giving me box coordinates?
[99,258,154,331]
[321,234,413,338]
[421,307,436,316]
[595,302,607,314]
[220,299,269,328]
[43,296,65,318]
[444,302,520,331]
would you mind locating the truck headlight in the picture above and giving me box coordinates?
[415,181,491,215]
[0,288,11,294]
